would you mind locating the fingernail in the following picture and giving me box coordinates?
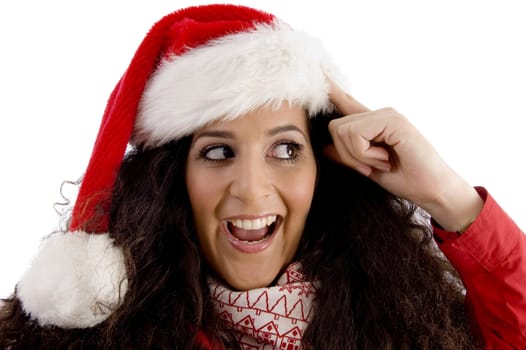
[356,164,372,176]
[376,164,391,172]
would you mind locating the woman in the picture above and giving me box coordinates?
[1,4,524,349]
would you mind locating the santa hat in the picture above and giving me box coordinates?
[16,4,346,328]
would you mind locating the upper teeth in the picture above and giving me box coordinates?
[231,215,277,230]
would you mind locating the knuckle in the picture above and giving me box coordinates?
[328,118,338,130]
[379,107,407,121]
[379,107,398,115]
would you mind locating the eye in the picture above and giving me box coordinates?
[200,144,234,161]
[271,142,303,161]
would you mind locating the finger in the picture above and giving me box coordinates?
[329,117,391,161]
[344,136,392,171]
[323,144,375,176]
[327,78,369,115]
[364,144,390,161]
[324,144,392,176]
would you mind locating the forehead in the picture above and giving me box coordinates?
[198,103,309,132]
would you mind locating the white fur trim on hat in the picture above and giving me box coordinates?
[133,21,348,147]
[17,232,127,328]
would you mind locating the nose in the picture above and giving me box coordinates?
[228,154,273,202]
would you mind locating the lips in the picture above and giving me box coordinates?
[221,215,281,253]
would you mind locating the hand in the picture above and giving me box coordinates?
[325,79,483,232]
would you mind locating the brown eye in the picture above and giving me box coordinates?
[201,145,234,161]
[271,142,302,160]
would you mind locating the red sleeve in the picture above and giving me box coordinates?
[434,187,526,349]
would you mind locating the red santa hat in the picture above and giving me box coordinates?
[16,4,346,328]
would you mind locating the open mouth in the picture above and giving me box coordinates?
[222,215,281,252]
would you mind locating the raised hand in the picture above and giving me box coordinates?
[324,79,483,232]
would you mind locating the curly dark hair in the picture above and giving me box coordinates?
[0,114,478,349]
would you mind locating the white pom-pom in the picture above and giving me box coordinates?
[17,231,128,328]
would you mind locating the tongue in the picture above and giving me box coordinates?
[229,224,269,242]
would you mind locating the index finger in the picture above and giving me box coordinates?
[328,78,370,115]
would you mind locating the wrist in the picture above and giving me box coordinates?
[455,217,476,234]
[421,176,483,232]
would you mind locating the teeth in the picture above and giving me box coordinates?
[231,215,277,230]
[229,235,270,244]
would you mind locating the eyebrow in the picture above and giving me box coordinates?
[194,124,308,141]
[193,130,234,141]
[267,125,308,140]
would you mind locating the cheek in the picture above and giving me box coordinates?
[186,168,219,232]
[187,172,204,211]
[185,170,225,268]
[282,164,317,218]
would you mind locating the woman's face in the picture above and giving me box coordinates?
[185,103,317,290]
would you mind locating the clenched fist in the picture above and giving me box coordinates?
[325,79,483,232]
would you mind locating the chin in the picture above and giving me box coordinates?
[224,266,281,291]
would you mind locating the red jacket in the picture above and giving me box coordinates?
[435,188,526,349]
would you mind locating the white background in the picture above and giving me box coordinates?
[0,1,524,298]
